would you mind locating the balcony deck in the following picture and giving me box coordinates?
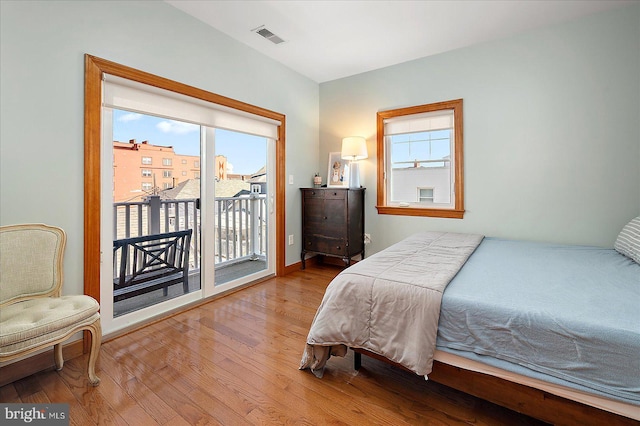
[113,258,267,317]
[113,194,268,317]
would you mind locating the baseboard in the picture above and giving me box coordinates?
[318,256,357,267]
[284,255,357,275]
[283,260,304,275]
[0,340,85,387]
[284,257,329,274]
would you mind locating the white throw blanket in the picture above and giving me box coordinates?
[300,232,483,378]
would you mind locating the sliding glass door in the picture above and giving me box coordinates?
[99,74,278,335]
[211,128,273,288]
[202,127,275,298]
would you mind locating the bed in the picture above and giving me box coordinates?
[300,218,640,424]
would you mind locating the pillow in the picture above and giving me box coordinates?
[614,216,640,264]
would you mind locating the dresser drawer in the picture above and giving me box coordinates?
[324,189,346,200]
[303,189,325,199]
[304,236,347,256]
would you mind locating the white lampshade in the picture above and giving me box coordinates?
[341,136,368,160]
[341,136,367,188]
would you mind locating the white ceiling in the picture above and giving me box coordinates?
[165,0,633,83]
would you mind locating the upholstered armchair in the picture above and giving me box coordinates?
[0,224,101,385]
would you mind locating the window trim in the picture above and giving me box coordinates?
[84,54,287,322]
[376,99,464,219]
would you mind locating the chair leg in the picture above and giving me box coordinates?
[54,343,64,370]
[86,319,102,386]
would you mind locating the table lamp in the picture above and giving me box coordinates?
[341,136,368,188]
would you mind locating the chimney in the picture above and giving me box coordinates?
[129,139,136,144]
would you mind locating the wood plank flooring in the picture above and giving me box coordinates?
[1,264,549,425]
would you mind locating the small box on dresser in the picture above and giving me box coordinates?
[300,187,365,269]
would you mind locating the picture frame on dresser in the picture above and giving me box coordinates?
[327,152,348,187]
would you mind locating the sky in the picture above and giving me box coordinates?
[390,130,451,168]
[113,109,267,175]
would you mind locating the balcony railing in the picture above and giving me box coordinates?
[113,194,267,273]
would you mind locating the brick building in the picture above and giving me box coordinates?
[112,139,227,202]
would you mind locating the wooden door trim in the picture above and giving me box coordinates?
[83,54,286,311]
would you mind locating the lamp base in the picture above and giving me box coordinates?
[348,161,361,188]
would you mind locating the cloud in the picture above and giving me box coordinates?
[118,112,143,123]
[156,120,199,134]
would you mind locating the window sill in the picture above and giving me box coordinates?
[375,205,465,219]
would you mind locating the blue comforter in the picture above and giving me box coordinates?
[437,238,640,405]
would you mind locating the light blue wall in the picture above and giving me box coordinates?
[2,1,639,298]
[320,4,640,254]
[0,0,319,295]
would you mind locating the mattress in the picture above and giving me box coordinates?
[436,238,640,405]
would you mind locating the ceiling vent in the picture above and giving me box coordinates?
[252,26,285,45]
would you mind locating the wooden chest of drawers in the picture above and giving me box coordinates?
[300,187,365,269]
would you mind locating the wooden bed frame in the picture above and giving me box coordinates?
[352,348,638,426]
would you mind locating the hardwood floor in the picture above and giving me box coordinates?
[1,264,549,425]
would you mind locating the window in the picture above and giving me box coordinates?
[163,158,172,166]
[142,156,152,165]
[194,160,200,168]
[163,182,172,189]
[181,159,187,164]
[141,169,152,177]
[194,172,200,179]
[142,182,152,191]
[182,171,187,176]
[163,170,172,178]
[418,188,434,203]
[377,99,464,218]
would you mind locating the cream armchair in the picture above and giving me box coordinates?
[0,224,101,385]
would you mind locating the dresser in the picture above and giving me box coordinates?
[300,187,365,269]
